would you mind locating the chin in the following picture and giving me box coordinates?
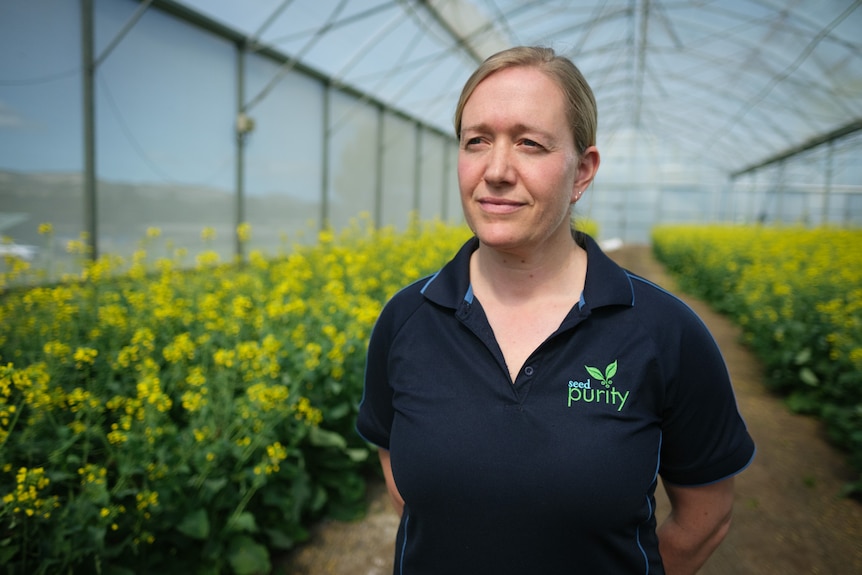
[474,229,525,251]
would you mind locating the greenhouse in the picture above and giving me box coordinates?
[2,0,861,262]
[1,1,861,574]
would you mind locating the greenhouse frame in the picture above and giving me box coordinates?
[1,0,861,269]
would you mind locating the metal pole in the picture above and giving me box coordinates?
[81,0,98,260]
[776,161,786,223]
[413,123,422,219]
[374,105,384,228]
[822,140,834,226]
[235,44,246,260]
[321,82,331,230]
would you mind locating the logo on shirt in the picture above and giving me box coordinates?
[567,360,629,411]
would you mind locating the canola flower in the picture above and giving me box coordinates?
[2,466,59,519]
[0,216,475,573]
[653,224,862,494]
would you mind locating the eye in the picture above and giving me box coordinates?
[462,136,484,149]
[521,138,544,149]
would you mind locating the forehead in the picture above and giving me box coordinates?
[462,66,569,132]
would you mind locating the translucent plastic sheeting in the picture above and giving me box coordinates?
[179,0,862,182]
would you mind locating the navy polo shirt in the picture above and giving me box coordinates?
[357,234,755,575]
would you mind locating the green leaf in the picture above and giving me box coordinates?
[786,392,818,414]
[794,348,812,365]
[605,360,618,380]
[308,426,347,449]
[0,543,19,565]
[585,366,605,381]
[327,401,351,420]
[263,528,297,551]
[229,511,259,534]
[202,477,229,500]
[227,535,271,575]
[177,508,210,540]
[799,367,819,387]
[345,447,370,463]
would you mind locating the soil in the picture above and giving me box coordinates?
[278,244,862,574]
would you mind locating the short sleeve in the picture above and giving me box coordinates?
[658,310,755,485]
[355,304,397,450]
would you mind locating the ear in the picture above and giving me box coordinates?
[571,146,600,203]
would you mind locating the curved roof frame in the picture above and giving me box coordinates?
[173,0,862,181]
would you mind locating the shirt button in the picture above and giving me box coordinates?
[524,366,534,376]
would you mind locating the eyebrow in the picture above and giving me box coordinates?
[460,122,561,145]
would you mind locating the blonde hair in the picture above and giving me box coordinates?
[454,46,597,153]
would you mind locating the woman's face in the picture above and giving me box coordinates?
[458,65,592,255]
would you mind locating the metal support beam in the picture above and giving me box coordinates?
[413,123,423,217]
[375,105,385,228]
[81,0,97,260]
[633,0,650,129]
[418,0,510,64]
[235,45,247,260]
[822,140,834,226]
[731,118,862,178]
[321,84,331,230]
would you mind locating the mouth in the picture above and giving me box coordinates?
[477,197,525,214]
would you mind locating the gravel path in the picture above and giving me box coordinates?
[279,244,862,574]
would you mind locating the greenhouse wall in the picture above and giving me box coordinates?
[2,0,860,266]
[0,0,461,278]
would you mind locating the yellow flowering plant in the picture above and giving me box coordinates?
[0,216,473,574]
[653,224,862,496]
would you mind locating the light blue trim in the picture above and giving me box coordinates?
[353,424,385,450]
[419,270,441,294]
[627,273,687,310]
[625,272,636,306]
[398,514,410,575]
[578,290,586,309]
[661,446,758,488]
[636,494,653,575]
[637,431,662,574]
[464,283,474,304]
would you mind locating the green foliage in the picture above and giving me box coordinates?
[652,224,862,497]
[0,216,472,573]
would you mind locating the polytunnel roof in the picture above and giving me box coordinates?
[170,0,862,181]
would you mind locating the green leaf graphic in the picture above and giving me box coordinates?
[585,365,605,381]
[605,360,618,380]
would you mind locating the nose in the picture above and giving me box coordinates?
[484,144,515,186]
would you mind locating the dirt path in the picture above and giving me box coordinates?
[280,245,862,574]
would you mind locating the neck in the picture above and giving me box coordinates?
[471,232,586,304]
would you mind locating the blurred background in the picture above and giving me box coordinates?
[1,0,861,268]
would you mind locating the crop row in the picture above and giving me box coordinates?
[652,225,862,497]
[0,217,473,574]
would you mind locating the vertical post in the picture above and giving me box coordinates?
[727,178,735,223]
[822,140,834,226]
[321,82,331,230]
[235,44,246,260]
[776,161,786,223]
[374,105,385,228]
[81,0,98,259]
[748,172,758,224]
[413,123,422,220]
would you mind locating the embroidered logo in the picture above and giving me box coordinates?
[567,360,629,412]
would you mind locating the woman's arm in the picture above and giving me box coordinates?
[657,476,735,575]
[378,449,405,517]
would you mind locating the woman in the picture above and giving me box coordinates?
[357,46,754,574]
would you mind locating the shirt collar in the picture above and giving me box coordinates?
[420,234,635,311]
